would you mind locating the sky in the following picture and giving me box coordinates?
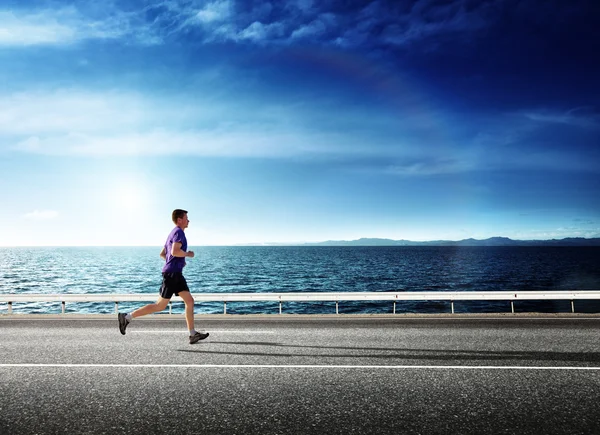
[0,0,599,246]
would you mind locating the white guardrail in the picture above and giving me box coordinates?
[1,291,600,314]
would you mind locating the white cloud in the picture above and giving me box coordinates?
[178,0,495,47]
[0,0,502,48]
[24,210,59,220]
[0,88,387,158]
[515,228,600,240]
[238,21,285,42]
[10,128,382,159]
[522,107,600,129]
[0,90,159,134]
[471,133,600,174]
[0,6,163,47]
[0,89,446,164]
[291,18,327,39]
[384,158,475,176]
[195,0,232,23]
[4,88,594,176]
[0,9,79,46]
[1,88,529,177]
[0,88,524,181]
[0,8,132,46]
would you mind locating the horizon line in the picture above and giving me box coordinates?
[1,235,599,248]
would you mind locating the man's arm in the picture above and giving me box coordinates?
[160,247,166,260]
[171,242,194,258]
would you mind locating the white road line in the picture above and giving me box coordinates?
[129,330,274,334]
[1,364,599,370]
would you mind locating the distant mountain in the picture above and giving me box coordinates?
[300,237,600,246]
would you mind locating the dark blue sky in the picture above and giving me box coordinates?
[0,0,599,245]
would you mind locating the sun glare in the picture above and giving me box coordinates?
[114,186,145,210]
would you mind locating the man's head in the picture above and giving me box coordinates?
[172,209,189,229]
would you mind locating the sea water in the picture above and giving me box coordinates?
[1,246,599,314]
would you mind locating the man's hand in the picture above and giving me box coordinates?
[186,251,195,258]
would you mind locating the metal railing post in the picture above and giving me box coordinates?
[571,300,575,313]
[336,301,339,315]
[169,301,172,315]
[8,301,12,314]
[511,301,514,314]
[224,301,227,314]
[61,301,65,314]
[393,301,396,314]
[115,302,118,314]
[451,301,454,314]
[279,301,282,314]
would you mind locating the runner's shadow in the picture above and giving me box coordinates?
[177,341,600,363]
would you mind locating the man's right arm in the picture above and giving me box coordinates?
[171,242,193,258]
[160,247,166,260]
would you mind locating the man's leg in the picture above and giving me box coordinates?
[118,297,170,335]
[178,291,195,331]
[179,291,209,344]
[132,297,170,318]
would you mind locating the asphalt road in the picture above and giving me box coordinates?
[1,315,600,434]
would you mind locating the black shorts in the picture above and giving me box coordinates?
[159,272,190,299]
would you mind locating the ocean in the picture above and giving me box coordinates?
[1,246,600,315]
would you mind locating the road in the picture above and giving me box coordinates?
[1,314,600,434]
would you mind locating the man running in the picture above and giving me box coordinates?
[118,209,209,344]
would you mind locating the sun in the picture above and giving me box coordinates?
[115,186,145,210]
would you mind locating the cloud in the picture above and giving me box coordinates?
[24,210,59,220]
[186,0,502,48]
[380,0,494,46]
[195,0,233,24]
[0,7,133,46]
[573,219,596,225]
[4,86,595,176]
[12,130,301,157]
[0,89,161,134]
[383,158,475,177]
[10,126,406,159]
[1,85,477,172]
[508,220,600,241]
[465,107,600,174]
[238,21,286,42]
[0,9,78,46]
[0,88,401,159]
[0,0,506,49]
[520,228,600,240]
[522,107,600,129]
[0,5,164,47]
[471,134,600,174]
[4,88,593,179]
[291,15,334,40]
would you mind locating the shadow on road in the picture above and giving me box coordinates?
[177,341,600,363]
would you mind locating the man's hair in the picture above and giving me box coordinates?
[172,209,188,224]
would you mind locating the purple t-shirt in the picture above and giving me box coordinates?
[162,226,187,273]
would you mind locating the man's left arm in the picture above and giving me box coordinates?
[160,247,166,261]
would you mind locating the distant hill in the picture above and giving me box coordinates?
[300,237,600,246]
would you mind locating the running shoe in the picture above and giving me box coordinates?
[189,331,209,344]
[118,313,130,335]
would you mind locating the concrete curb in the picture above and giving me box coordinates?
[2,312,600,320]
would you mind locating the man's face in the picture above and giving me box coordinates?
[179,213,190,229]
